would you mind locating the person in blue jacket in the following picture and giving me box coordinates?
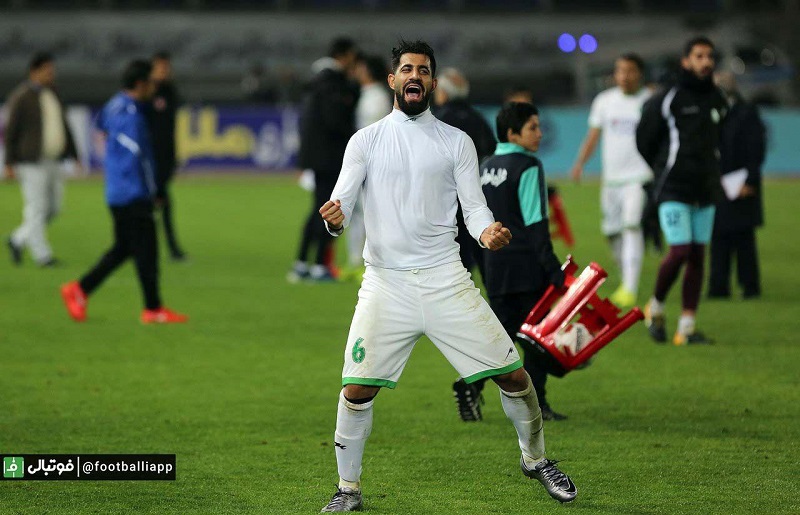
[60,59,187,324]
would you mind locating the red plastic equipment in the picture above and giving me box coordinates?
[547,186,575,248]
[517,256,644,377]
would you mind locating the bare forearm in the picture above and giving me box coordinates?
[575,129,600,166]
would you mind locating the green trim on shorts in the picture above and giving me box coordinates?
[462,360,524,384]
[342,377,398,389]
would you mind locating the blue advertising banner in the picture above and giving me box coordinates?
[87,106,300,171]
[176,106,300,170]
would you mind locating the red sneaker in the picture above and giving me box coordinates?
[141,307,188,324]
[60,281,87,322]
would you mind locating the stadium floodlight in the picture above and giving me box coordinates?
[558,33,577,53]
[579,34,598,54]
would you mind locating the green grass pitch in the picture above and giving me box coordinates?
[1,175,799,514]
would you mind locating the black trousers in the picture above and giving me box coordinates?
[158,183,184,257]
[709,228,760,297]
[297,171,339,265]
[79,201,161,310]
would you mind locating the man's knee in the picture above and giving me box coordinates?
[342,384,380,402]
[491,367,530,393]
[668,243,692,262]
[689,243,706,262]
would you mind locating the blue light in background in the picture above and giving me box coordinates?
[579,34,598,54]
[558,33,577,53]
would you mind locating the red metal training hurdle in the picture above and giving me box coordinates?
[517,256,644,377]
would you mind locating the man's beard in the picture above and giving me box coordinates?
[395,85,430,116]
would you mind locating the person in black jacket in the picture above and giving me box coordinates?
[708,72,766,299]
[452,102,567,422]
[433,67,497,281]
[288,37,360,282]
[636,36,728,345]
[147,51,187,261]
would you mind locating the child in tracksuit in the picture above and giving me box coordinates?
[453,102,566,421]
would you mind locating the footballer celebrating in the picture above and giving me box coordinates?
[317,40,576,512]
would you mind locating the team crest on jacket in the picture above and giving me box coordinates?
[481,167,508,187]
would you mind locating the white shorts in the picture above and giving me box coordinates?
[601,182,646,236]
[341,261,522,389]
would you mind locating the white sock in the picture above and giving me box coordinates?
[335,391,373,489]
[500,377,546,468]
[678,314,695,335]
[609,234,623,272]
[621,228,644,295]
[648,297,664,316]
[293,260,309,273]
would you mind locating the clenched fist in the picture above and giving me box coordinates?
[319,199,344,230]
[480,221,512,251]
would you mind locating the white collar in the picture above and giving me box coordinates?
[388,107,434,124]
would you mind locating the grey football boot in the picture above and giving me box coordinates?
[321,487,363,512]
[521,457,577,503]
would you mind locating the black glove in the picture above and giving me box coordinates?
[549,267,565,289]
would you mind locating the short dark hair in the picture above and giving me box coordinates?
[618,53,645,72]
[122,59,153,90]
[362,54,388,82]
[391,39,436,77]
[29,52,53,71]
[152,51,171,62]
[683,36,715,57]
[503,85,534,103]
[328,37,357,59]
[496,102,539,143]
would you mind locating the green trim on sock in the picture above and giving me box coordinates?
[342,377,397,389]
[463,360,523,384]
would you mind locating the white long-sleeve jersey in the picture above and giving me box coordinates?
[327,108,495,270]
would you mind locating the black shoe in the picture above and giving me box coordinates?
[540,405,568,421]
[170,250,188,262]
[452,379,484,422]
[39,257,61,268]
[742,290,761,299]
[707,290,730,299]
[644,301,667,344]
[7,237,22,265]
[673,330,715,346]
[521,457,577,503]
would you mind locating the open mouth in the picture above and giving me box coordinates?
[404,83,423,102]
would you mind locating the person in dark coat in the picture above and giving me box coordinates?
[636,36,728,345]
[433,67,496,281]
[288,37,360,282]
[5,52,79,267]
[708,72,766,299]
[147,51,187,261]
